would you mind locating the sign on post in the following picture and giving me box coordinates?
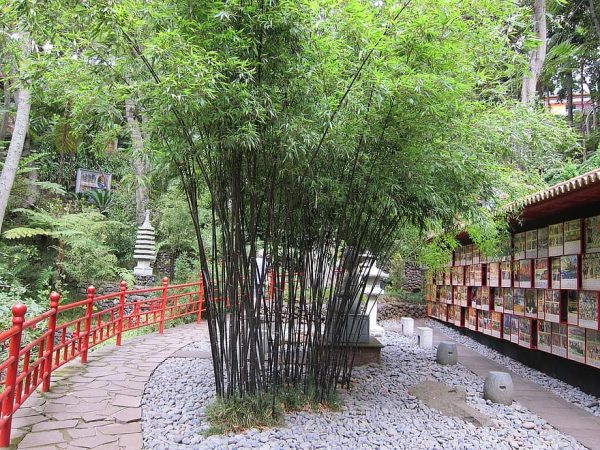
[75,169,112,193]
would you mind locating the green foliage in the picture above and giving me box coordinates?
[0,243,50,344]
[85,190,113,214]
[155,181,200,257]
[544,149,600,185]
[386,252,405,294]
[3,227,51,239]
[419,234,458,271]
[204,395,282,435]
[466,212,511,261]
[172,253,200,284]
[1,0,589,406]
[3,208,130,286]
[205,385,340,435]
[104,185,137,266]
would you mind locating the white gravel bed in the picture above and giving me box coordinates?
[141,331,585,450]
[421,318,600,417]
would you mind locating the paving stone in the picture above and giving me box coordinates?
[81,412,110,423]
[65,402,109,413]
[72,380,109,390]
[9,426,28,441]
[93,443,123,450]
[74,420,112,429]
[97,422,141,435]
[79,368,114,377]
[21,395,46,408]
[65,427,97,440]
[46,412,85,421]
[69,434,118,448]
[95,374,127,382]
[111,381,146,390]
[11,414,47,429]
[18,430,66,448]
[12,323,204,450]
[113,408,141,423]
[50,395,81,405]
[119,432,143,448]
[112,394,141,408]
[70,389,108,399]
[32,419,79,432]
[12,407,42,418]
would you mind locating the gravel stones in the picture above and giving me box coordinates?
[141,325,586,449]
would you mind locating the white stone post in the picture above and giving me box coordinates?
[401,317,414,336]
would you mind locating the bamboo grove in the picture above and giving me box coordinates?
[130,0,518,405]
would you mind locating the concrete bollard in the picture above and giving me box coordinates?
[483,371,514,405]
[436,341,458,365]
[401,317,414,336]
[416,326,433,349]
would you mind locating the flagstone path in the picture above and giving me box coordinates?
[8,323,208,450]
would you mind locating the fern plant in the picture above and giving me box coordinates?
[3,208,131,287]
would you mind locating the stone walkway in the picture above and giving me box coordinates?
[9,323,208,450]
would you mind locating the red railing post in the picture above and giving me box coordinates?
[0,303,27,447]
[196,274,204,324]
[268,269,274,300]
[80,285,95,364]
[159,277,168,334]
[42,292,60,392]
[116,281,127,346]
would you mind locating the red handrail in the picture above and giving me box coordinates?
[0,276,205,447]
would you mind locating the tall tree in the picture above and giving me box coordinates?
[522,0,547,105]
[0,77,10,143]
[0,33,31,233]
[125,99,150,224]
[587,0,600,41]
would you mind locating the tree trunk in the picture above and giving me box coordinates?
[24,134,39,206]
[588,0,600,42]
[0,79,11,144]
[0,86,30,233]
[125,99,150,224]
[522,0,547,106]
[566,72,574,125]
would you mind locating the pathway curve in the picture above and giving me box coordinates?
[9,323,208,449]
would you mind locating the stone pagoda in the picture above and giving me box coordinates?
[133,211,156,277]
[360,255,389,338]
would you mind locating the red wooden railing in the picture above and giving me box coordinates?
[0,277,204,447]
